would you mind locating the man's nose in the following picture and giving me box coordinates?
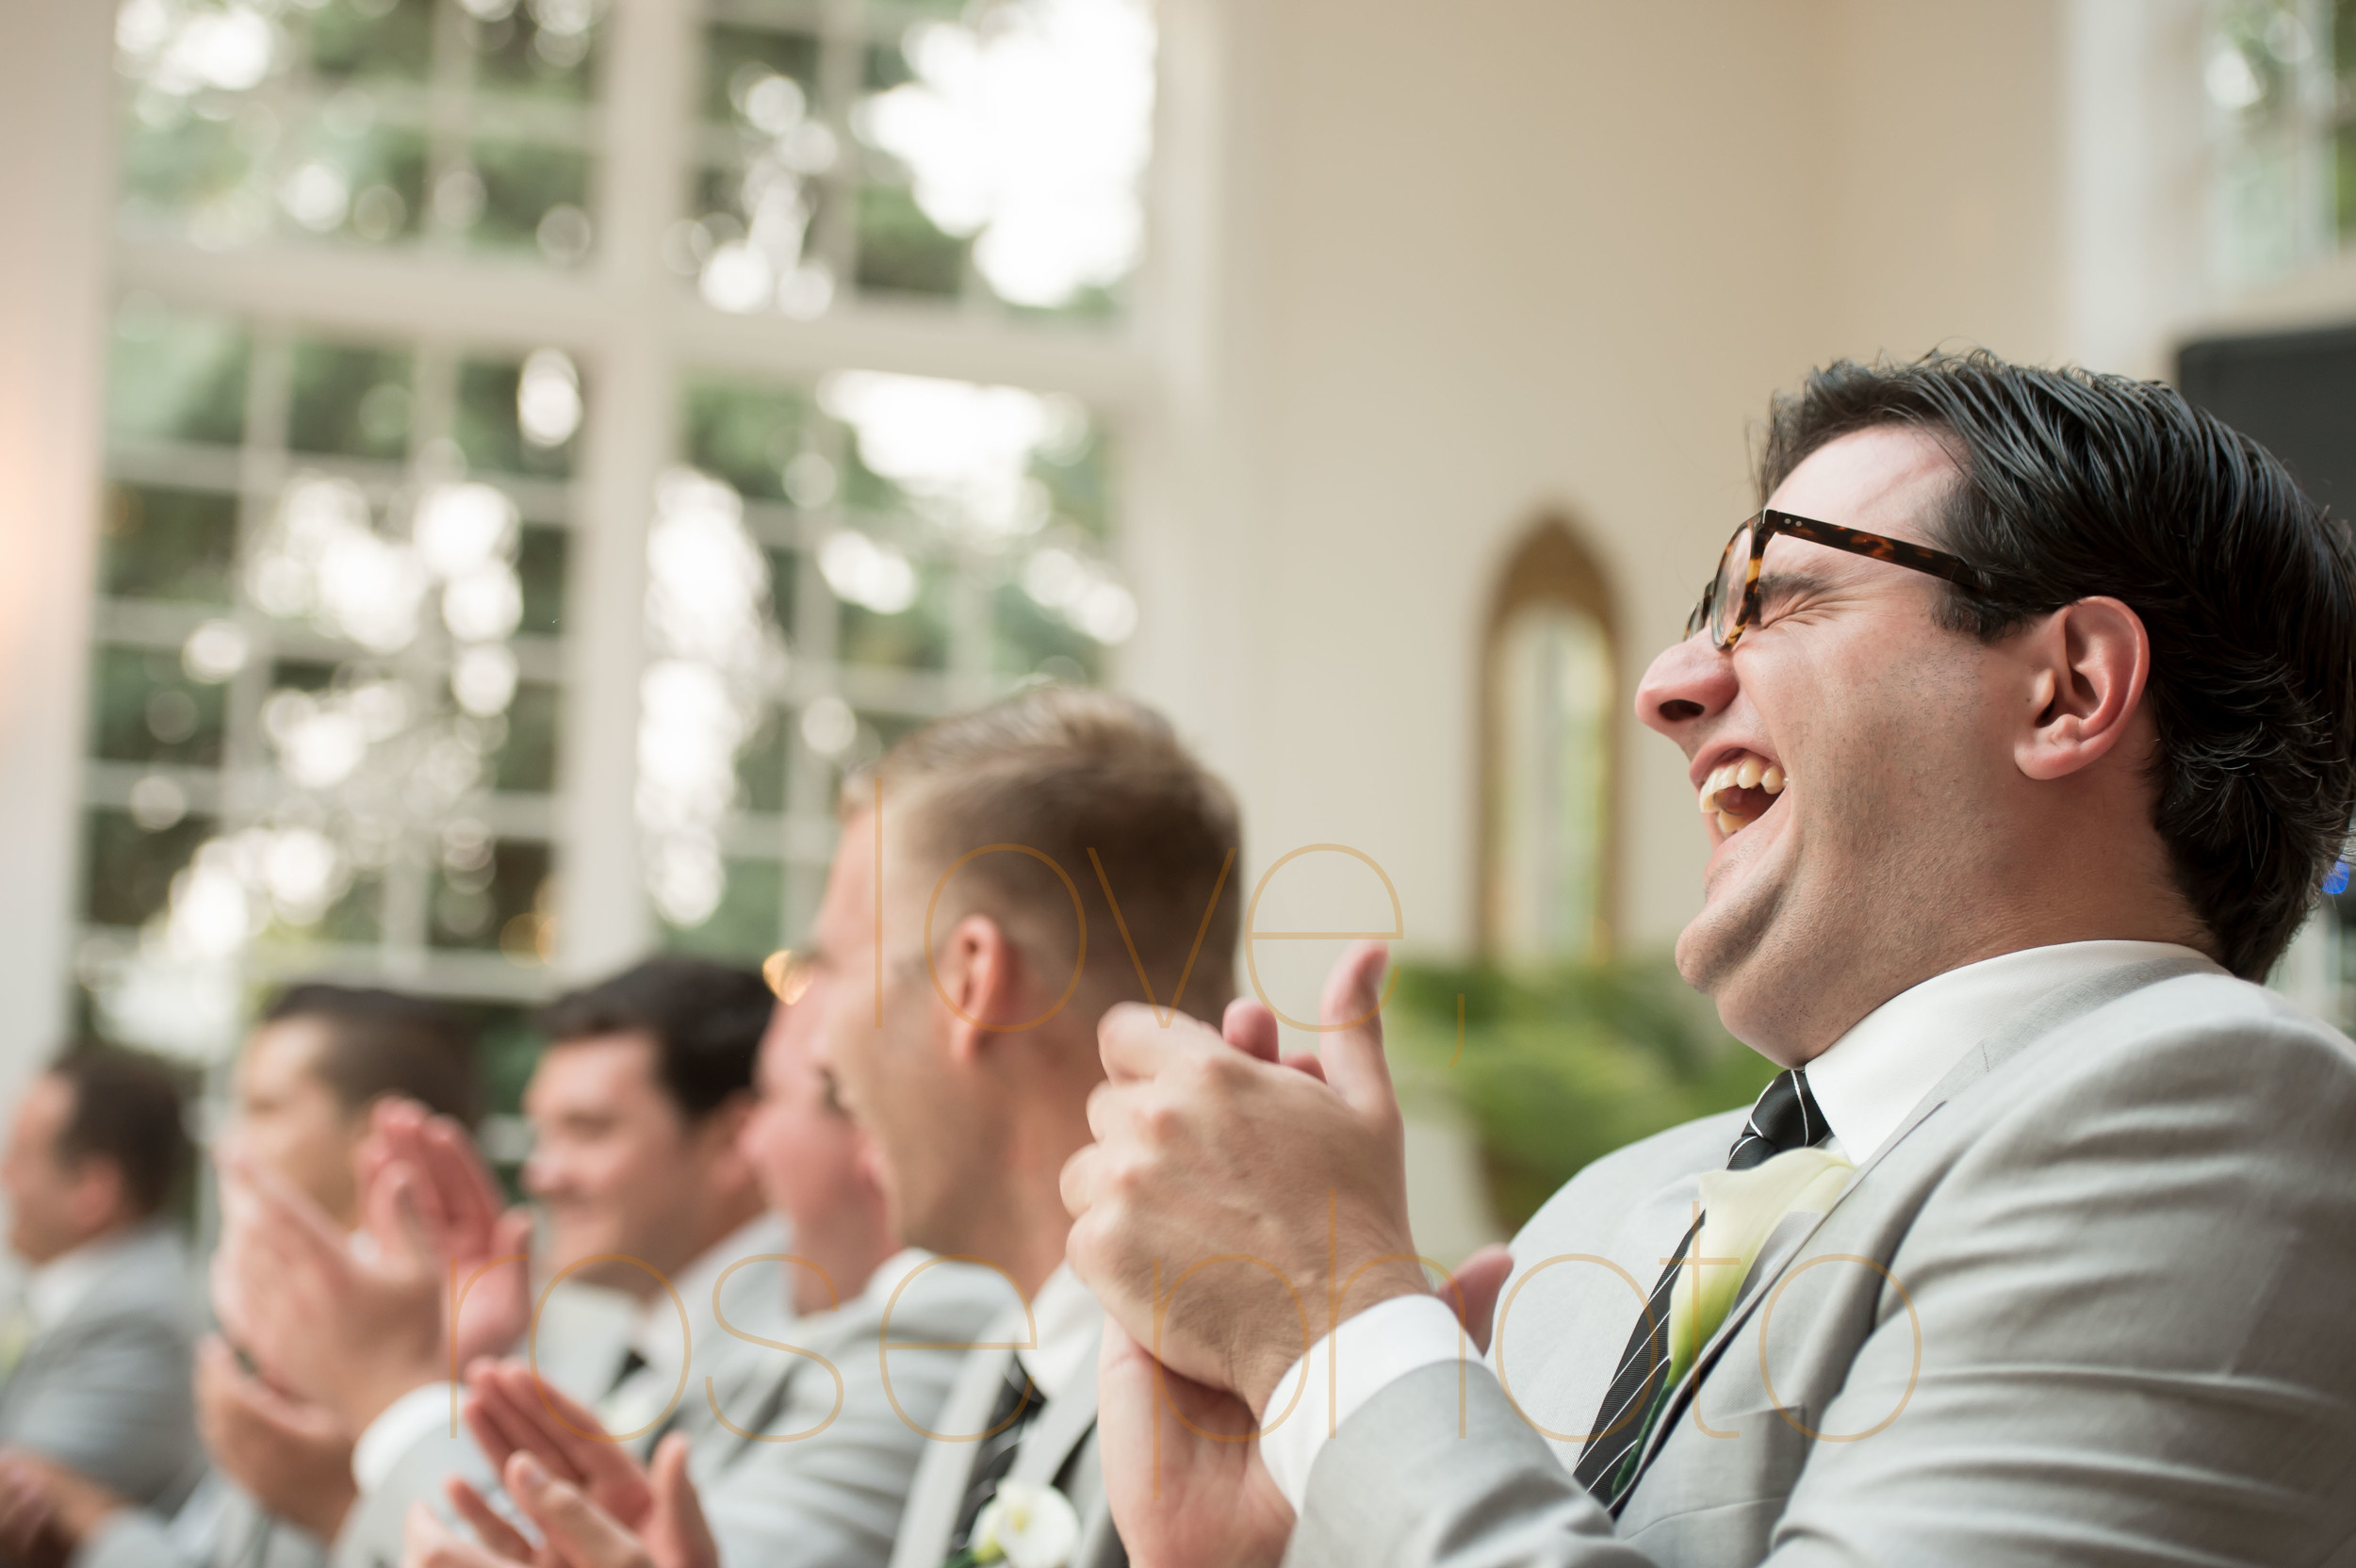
[1634,632,1737,740]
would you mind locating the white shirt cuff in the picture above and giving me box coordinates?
[1257,1293,1471,1510]
[352,1382,459,1492]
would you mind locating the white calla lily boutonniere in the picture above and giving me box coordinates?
[1664,1146,1856,1388]
[954,1480,1082,1568]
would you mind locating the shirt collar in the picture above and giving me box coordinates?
[1802,940,2221,1164]
[1016,1263,1102,1403]
[23,1223,152,1332]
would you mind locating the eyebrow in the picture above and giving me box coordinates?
[1754,568,1835,616]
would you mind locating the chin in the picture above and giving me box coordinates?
[1677,857,1786,1010]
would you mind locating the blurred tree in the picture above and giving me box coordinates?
[1389,956,1778,1234]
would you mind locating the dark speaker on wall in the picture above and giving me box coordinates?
[2180,322,2356,516]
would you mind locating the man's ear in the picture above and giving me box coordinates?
[928,911,1029,1064]
[2014,596,2151,782]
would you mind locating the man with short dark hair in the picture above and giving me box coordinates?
[0,988,489,1568]
[1067,351,2356,1565]
[0,1047,202,1512]
[211,958,790,1568]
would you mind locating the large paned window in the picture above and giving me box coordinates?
[2207,0,2356,286]
[78,0,1155,1074]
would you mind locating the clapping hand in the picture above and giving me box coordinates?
[459,1360,655,1530]
[1076,950,1517,1568]
[195,1335,358,1541]
[360,1101,535,1369]
[403,1437,716,1568]
[213,1098,530,1431]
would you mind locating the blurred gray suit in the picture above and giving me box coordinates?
[74,1478,325,1568]
[1287,963,2356,1565]
[0,1221,203,1511]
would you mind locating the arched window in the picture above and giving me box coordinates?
[1478,518,1617,965]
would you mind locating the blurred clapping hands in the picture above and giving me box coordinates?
[212,1099,534,1435]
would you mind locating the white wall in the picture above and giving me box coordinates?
[1135,0,2082,998]
[0,0,119,1101]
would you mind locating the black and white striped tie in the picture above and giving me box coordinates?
[1567,1069,1827,1509]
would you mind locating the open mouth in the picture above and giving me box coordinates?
[1698,751,1787,837]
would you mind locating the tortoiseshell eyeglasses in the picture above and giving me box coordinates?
[1686,509,1992,650]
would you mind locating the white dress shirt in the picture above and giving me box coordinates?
[1256,939,2221,1507]
[352,1210,793,1489]
[1017,1263,1102,1403]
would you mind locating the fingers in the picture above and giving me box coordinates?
[481,1364,650,1519]
[445,1478,536,1564]
[462,1367,583,1490]
[1098,1000,1223,1085]
[491,1208,536,1263]
[643,1434,717,1568]
[1057,1142,1102,1220]
[421,1116,503,1240]
[1444,1245,1514,1358]
[405,1500,515,1568]
[1220,998,1281,1063]
[1315,940,1397,1116]
[362,1160,431,1266]
[221,1151,356,1285]
[1278,1053,1328,1083]
[505,1455,648,1568]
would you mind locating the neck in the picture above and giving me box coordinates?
[951,1083,1094,1301]
[787,1200,899,1315]
[626,1190,764,1304]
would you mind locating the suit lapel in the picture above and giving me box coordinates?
[1622,956,2213,1490]
[886,1331,1022,1568]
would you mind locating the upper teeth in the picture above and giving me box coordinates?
[1697,755,1787,826]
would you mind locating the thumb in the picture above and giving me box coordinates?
[490,1208,535,1267]
[1316,940,1397,1115]
[1444,1245,1513,1357]
[644,1434,716,1568]
[363,1161,429,1264]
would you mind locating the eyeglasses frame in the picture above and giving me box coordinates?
[1688,508,1992,649]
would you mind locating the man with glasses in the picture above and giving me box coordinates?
[1063,351,2356,1564]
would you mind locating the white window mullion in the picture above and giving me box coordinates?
[552,0,702,978]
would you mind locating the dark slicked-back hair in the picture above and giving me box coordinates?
[1760,350,2356,980]
[261,985,483,1125]
[50,1045,195,1219]
[845,685,1243,1029]
[536,957,771,1121]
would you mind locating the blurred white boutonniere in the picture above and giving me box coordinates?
[952,1480,1081,1568]
[1665,1146,1855,1387]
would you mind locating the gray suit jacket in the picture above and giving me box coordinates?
[1288,962,2356,1566]
[695,1257,1009,1568]
[74,1476,326,1568]
[888,1301,1122,1568]
[0,1222,204,1511]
